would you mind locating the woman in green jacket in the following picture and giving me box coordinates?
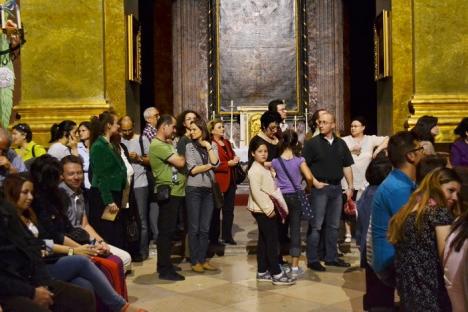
[88,110,127,249]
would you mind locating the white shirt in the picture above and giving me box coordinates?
[341,135,387,191]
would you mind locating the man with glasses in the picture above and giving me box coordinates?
[0,128,26,185]
[368,131,424,310]
[142,107,160,142]
[119,116,157,262]
[149,115,186,281]
[302,112,354,271]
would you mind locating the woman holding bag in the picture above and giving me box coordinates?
[88,110,127,249]
[208,119,240,246]
[185,119,220,273]
[272,129,326,277]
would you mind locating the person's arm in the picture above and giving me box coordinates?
[343,166,354,200]
[372,136,389,158]
[90,142,117,206]
[167,153,185,169]
[186,143,213,175]
[205,142,219,166]
[299,161,327,190]
[435,225,451,261]
[248,169,275,217]
[51,242,98,257]
[81,214,110,254]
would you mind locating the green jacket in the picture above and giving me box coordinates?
[90,136,127,205]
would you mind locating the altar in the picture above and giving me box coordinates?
[230,106,266,162]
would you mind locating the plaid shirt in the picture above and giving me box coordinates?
[142,123,157,142]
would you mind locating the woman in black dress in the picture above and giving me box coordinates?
[388,167,462,312]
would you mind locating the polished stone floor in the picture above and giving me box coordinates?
[126,207,365,312]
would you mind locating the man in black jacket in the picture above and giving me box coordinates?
[0,199,95,312]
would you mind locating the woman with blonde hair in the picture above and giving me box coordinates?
[388,167,462,312]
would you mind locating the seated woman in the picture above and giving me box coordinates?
[388,168,462,312]
[451,117,468,167]
[11,123,46,166]
[3,174,147,312]
[411,115,439,156]
[48,120,79,161]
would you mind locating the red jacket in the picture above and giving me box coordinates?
[212,138,236,192]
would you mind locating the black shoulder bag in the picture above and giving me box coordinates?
[277,157,314,220]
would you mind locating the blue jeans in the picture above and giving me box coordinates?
[186,186,214,265]
[47,255,126,312]
[306,185,343,263]
[134,187,149,258]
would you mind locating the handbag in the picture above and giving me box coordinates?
[344,197,357,216]
[268,187,289,223]
[154,184,171,202]
[277,157,314,220]
[234,164,247,185]
[126,215,140,243]
[212,180,224,210]
[67,227,91,244]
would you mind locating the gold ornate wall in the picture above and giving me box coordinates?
[387,0,468,142]
[13,0,131,145]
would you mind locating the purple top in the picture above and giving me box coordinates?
[272,156,305,194]
[451,139,468,166]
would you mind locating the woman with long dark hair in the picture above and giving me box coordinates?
[411,115,439,156]
[48,120,79,160]
[88,111,127,249]
[185,118,219,273]
[271,129,325,277]
[388,167,462,311]
[77,121,92,189]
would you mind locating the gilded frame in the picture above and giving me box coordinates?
[374,10,391,80]
[208,0,308,116]
[127,14,142,83]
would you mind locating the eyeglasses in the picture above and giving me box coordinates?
[267,125,278,132]
[407,146,424,154]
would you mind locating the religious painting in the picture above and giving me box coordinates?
[209,0,307,115]
[127,14,142,83]
[374,10,391,80]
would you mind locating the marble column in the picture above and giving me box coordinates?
[172,0,209,118]
[307,0,345,131]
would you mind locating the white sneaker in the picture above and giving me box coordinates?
[256,271,272,282]
[291,267,305,278]
[280,263,292,274]
[344,234,352,243]
[272,271,296,286]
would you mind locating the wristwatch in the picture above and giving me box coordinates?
[68,248,74,256]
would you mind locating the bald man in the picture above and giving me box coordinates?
[0,128,26,185]
[119,116,158,261]
[302,112,354,271]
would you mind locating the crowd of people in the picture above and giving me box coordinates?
[0,100,466,311]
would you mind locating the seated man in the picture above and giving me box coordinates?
[59,155,132,272]
[0,128,26,186]
[0,198,96,312]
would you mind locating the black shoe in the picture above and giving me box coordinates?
[223,239,237,245]
[210,241,225,247]
[159,271,185,281]
[325,259,350,268]
[132,255,144,262]
[308,261,326,272]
